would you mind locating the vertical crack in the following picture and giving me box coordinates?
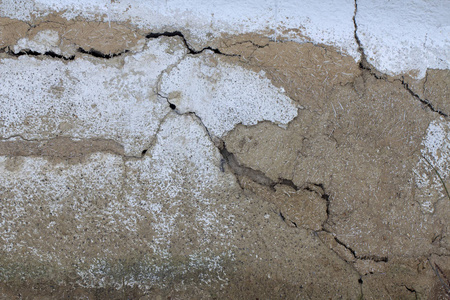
[353,0,366,69]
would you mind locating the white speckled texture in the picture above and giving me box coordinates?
[160,52,299,137]
[356,0,450,78]
[0,0,359,59]
[0,1,449,298]
[0,114,239,288]
[414,119,450,213]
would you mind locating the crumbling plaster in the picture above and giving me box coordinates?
[0,0,449,299]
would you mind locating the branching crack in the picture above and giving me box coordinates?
[352,0,447,118]
[163,97,330,200]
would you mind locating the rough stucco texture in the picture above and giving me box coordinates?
[0,1,449,299]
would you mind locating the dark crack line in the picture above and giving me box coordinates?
[217,143,275,188]
[399,77,448,117]
[224,40,270,50]
[146,31,239,57]
[402,285,418,300]
[352,0,380,78]
[353,0,367,70]
[313,230,364,286]
[334,236,388,262]
[3,30,238,61]
[163,97,330,198]
[352,1,385,81]
[77,47,129,59]
[5,49,75,60]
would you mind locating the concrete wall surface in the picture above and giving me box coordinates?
[0,0,449,299]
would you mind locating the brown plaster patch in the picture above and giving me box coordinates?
[0,137,124,159]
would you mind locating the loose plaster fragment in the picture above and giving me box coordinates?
[7,15,146,57]
[62,20,144,55]
[159,51,299,137]
[0,37,186,156]
[0,112,362,298]
[13,29,62,56]
[0,17,29,49]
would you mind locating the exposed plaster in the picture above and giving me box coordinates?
[4,17,447,122]
[0,3,449,298]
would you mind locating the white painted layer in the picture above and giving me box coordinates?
[124,114,238,255]
[414,119,450,213]
[357,0,450,78]
[0,114,239,288]
[14,30,62,55]
[160,52,299,137]
[0,38,186,156]
[1,0,359,59]
[3,0,450,77]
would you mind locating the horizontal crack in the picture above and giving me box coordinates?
[334,236,388,262]
[353,0,447,118]
[5,49,75,60]
[4,30,239,61]
[146,30,239,57]
[77,47,129,59]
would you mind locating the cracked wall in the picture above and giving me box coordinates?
[0,1,449,299]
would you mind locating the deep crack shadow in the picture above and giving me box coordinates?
[146,31,239,57]
[77,47,129,59]
[400,77,448,117]
[6,49,75,60]
[352,0,447,118]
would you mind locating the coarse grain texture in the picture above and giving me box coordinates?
[0,1,449,299]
